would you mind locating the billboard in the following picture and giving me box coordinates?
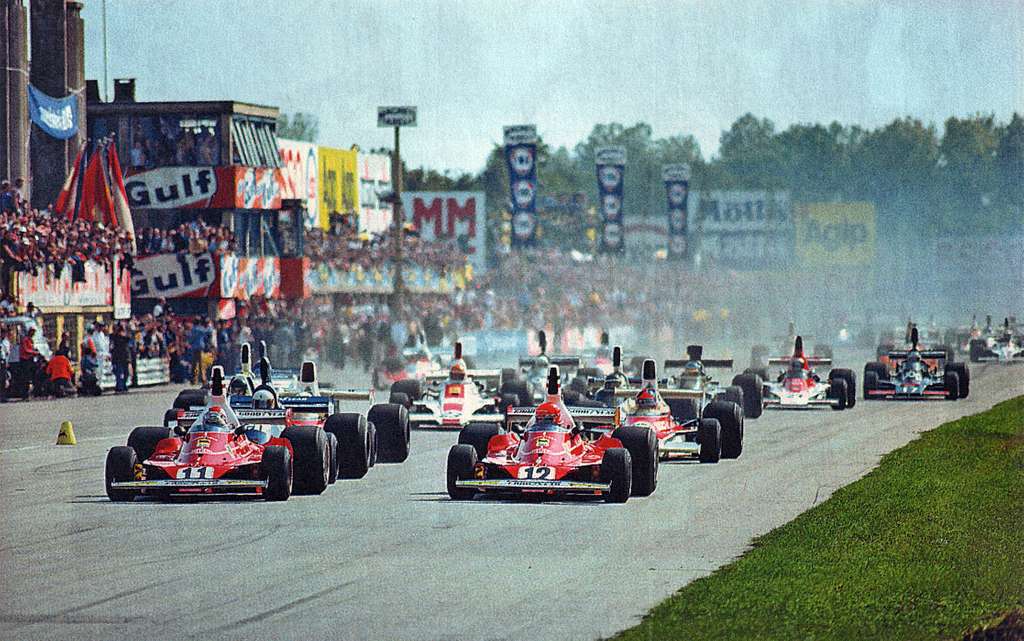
[596,146,627,253]
[359,152,392,235]
[794,202,876,266]
[663,164,690,260]
[690,191,793,269]
[504,125,538,246]
[131,253,217,299]
[318,147,360,229]
[15,260,117,308]
[124,166,284,210]
[404,192,487,270]
[278,138,319,229]
[219,255,282,299]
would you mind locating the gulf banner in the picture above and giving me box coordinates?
[794,202,876,266]
[318,146,360,230]
[219,255,282,299]
[404,192,487,270]
[503,125,538,247]
[131,253,217,299]
[663,164,690,259]
[596,146,627,253]
[124,166,284,210]
[359,152,392,235]
[278,139,319,229]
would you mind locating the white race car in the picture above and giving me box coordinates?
[761,337,856,411]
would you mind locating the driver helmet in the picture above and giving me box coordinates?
[534,402,561,426]
[906,352,921,366]
[252,388,277,409]
[636,386,659,409]
[603,372,619,389]
[201,406,228,430]
[228,376,250,396]
[790,357,804,372]
[449,359,466,381]
[683,361,702,377]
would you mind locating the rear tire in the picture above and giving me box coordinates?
[722,385,744,409]
[944,371,960,400]
[698,418,721,463]
[498,393,518,413]
[105,446,138,502]
[458,423,501,459]
[666,398,699,422]
[325,432,339,484]
[600,448,632,503]
[172,389,205,410]
[830,368,857,409]
[446,444,478,500]
[863,371,879,400]
[388,392,411,409]
[281,425,329,494]
[828,379,848,410]
[369,403,410,463]
[705,400,743,459]
[127,426,172,463]
[163,409,179,429]
[326,413,370,479]
[262,445,292,501]
[390,379,422,402]
[969,339,986,363]
[731,373,763,419]
[611,426,658,496]
[501,379,531,406]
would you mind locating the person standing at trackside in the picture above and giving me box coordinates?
[0,328,10,403]
[18,326,40,399]
[90,321,110,379]
[110,323,131,394]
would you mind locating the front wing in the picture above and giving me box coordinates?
[454,478,610,493]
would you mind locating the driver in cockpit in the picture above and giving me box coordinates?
[902,351,926,376]
[449,359,467,382]
[252,387,278,409]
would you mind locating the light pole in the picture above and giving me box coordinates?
[378,106,417,320]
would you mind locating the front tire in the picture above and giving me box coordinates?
[863,371,879,400]
[600,448,632,503]
[368,403,410,463]
[731,373,763,419]
[611,426,658,496]
[105,446,138,502]
[446,444,478,500]
[262,445,292,501]
[947,363,970,398]
[705,400,743,459]
[944,372,960,400]
[281,425,329,494]
[698,418,721,463]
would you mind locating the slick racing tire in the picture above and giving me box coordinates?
[325,432,339,484]
[863,371,879,400]
[722,385,744,410]
[743,367,770,384]
[105,446,139,502]
[666,398,699,422]
[828,379,848,410]
[367,422,378,467]
[281,425,330,495]
[369,403,410,463]
[172,389,206,410]
[830,368,857,409]
[600,448,633,503]
[498,394,519,414]
[947,363,970,399]
[390,379,422,402]
[446,444,478,501]
[326,413,370,479]
[969,339,986,363]
[500,379,531,406]
[458,423,501,460]
[705,400,743,459]
[561,389,582,405]
[262,445,292,501]
[940,345,956,363]
[731,373,763,419]
[388,392,411,409]
[698,418,722,463]
[864,362,887,380]
[944,372,960,401]
[127,426,172,463]
[611,426,658,496]
[163,409,179,429]
[568,376,589,395]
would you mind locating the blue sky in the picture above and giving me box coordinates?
[80,0,1023,173]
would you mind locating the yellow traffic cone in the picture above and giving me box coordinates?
[56,421,77,445]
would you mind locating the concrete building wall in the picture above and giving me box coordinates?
[1,0,30,190]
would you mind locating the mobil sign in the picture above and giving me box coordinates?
[405,192,487,270]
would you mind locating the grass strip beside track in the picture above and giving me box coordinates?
[615,396,1024,641]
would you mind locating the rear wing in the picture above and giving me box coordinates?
[768,357,832,366]
[887,351,947,361]
[664,359,733,369]
[612,387,704,399]
[518,355,581,369]
[424,369,503,385]
[505,405,616,426]
[320,388,374,401]
[178,408,288,424]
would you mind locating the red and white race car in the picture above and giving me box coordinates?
[445,366,658,502]
[760,336,857,411]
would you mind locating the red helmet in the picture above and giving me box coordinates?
[534,402,561,424]
[449,359,466,381]
[636,387,659,409]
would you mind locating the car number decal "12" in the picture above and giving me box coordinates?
[517,466,554,480]
[176,467,214,479]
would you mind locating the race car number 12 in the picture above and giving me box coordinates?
[176,467,214,479]
[518,466,554,480]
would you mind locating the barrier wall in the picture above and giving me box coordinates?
[99,356,170,390]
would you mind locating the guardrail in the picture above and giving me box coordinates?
[99,356,170,390]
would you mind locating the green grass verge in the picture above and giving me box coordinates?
[615,396,1024,641]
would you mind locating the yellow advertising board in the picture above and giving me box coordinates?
[794,202,876,266]
[317,146,360,230]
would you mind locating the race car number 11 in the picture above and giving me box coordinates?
[176,467,214,479]
[517,466,554,480]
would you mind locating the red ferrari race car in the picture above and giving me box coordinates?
[608,359,742,463]
[445,366,659,503]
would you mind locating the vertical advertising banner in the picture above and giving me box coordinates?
[317,147,360,230]
[663,163,691,260]
[358,152,393,235]
[503,125,538,247]
[278,138,319,229]
[596,146,627,253]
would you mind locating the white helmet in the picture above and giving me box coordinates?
[252,388,277,409]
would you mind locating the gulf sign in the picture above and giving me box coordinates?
[124,166,284,210]
[404,192,487,270]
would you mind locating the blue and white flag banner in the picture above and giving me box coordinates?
[596,146,627,254]
[503,124,538,247]
[27,84,79,140]
[663,163,690,259]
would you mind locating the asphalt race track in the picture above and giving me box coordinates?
[0,361,1021,641]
